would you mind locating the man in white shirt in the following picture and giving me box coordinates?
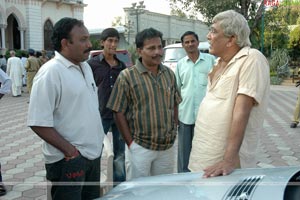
[6,51,23,97]
[27,17,104,200]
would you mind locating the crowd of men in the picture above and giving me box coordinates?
[0,9,299,200]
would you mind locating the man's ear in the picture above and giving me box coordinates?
[61,38,69,50]
[226,35,237,47]
[137,48,142,57]
[100,40,104,48]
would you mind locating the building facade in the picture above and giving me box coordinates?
[124,8,209,46]
[0,0,85,55]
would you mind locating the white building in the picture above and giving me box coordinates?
[88,9,210,50]
[0,0,85,55]
[124,8,209,46]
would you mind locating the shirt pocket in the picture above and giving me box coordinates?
[198,73,208,86]
[212,75,236,99]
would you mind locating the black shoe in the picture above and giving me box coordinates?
[0,184,6,196]
[290,122,298,128]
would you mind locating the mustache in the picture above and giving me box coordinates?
[153,54,163,59]
[84,47,93,53]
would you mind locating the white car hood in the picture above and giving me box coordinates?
[100,166,300,200]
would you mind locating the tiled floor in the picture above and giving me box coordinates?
[0,85,300,199]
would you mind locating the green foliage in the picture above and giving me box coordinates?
[168,0,261,24]
[263,7,290,57]
[90,38,101,50]
[280,0,300,24]
[270,76,283,85]
[127,45,138,65]
[288,25,300,61]
[269,49,290,77]
[5,49,27,59]
[112,16,123,27]
[170,8,187,18]
[168,0,263,50]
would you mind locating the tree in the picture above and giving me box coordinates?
[90,38,101,50]
[168,0,263,25]
[288,24,300,62]
[168,0,264,49]
[112,16,123,27]
[263,6,289,56]
[170,1,198,19]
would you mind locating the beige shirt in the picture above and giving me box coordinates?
[189,47,270,171]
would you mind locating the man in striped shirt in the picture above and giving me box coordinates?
[107,28,181,180]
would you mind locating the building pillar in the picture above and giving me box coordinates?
[0,24,7,51]
[19,27,26,50]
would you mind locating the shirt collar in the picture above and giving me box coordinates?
[183,50,205,63]
[135,58,167,74]
[98,53,120,62]
[54,51,83,69]
[215,46,250,65]
[97,53,124,68]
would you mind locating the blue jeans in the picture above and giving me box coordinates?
[177,121,194,173]
[45,155,100,200]
[102,119,126,183]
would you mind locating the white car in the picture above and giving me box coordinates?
[99,166,300,200]
[162,41,210,72]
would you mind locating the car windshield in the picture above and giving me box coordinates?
[116,52,130,64]
[163,47,186,62]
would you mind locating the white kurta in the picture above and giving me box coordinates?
[7,57,23,96]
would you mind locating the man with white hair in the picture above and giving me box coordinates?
[189,10,270,177]
[7,50,23,97]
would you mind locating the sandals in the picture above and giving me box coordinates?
[0,183,6,196]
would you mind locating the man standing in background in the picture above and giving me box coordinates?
[7,50,23,97]
[175,31,215,173]
[21,52,28,87]
[25,49,40,94]
[87,28,127,184]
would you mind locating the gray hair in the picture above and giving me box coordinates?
[212,10,251,47]
[10,50,16,56]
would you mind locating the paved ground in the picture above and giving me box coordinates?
[0,85,300,199]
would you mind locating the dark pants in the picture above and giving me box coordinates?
[0,163,2,182]
[102,119,126,183]
[177,121,194,173]
[45,155,100,200]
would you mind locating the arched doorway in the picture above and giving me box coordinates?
[6,14,20,50]
[44,19,53,50]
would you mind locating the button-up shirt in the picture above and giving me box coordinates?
[87,54,126,119]
[189,47,270,171]
[175,51,215,124]
[107,59,182,151]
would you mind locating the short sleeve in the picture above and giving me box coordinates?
[106,71,129,113]
[238,50,269,105]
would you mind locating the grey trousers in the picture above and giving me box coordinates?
[177,121,194,173]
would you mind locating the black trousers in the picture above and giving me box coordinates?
[45,155,100,200]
